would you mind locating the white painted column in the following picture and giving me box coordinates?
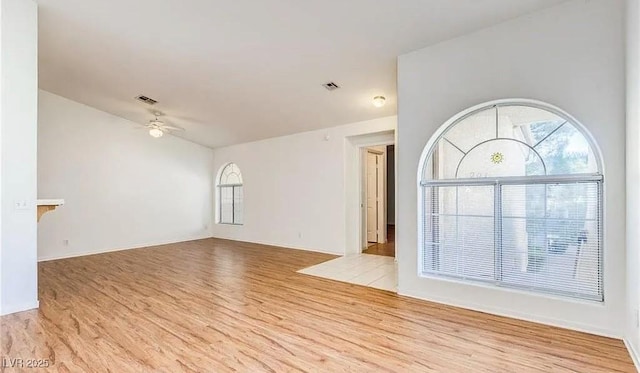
[0,0,39,315]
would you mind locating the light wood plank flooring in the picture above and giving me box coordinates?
[1,238,635,372]
[363,225,395,257]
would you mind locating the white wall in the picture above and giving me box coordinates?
[210,116,396,255]
[626,0,640,366]
[0,0,38,315]
[397,0,626,337]
[37,91,214,261]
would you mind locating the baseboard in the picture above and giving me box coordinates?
[397,289,620,340]
[39,235,342,263]
[38,235,213,262]
[209,235,343,256]
[1,300,39,316]
[624,338,640,372]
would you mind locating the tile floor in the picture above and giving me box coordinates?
[298,254,397,292]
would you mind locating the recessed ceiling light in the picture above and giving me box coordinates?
[372,96,386,108]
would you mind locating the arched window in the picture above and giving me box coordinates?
[418,101,603,301]
[217,163,243,225]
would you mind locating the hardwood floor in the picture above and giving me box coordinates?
[363,225,395,257]
[1,238,634,372]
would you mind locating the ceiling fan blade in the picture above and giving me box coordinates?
[147,109,165,117]
[161,125,185,131]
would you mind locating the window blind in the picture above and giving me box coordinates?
[219,185,243,225]
[422,180,602,301]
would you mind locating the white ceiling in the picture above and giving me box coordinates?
[37,0,566,148]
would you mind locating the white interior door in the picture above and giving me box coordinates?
[366,151,384,243]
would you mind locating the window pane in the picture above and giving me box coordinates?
[442,107,496,153]
[220,186,233,224]
[423,108,496,180]
[220,163,243,185]
[501,182,602,300]
[497,105,565,141]
[422,185,495,280]
[534,123,598,175]
[233,186,243,225]
[422,104,599,181]
[456,139,544,178]
[427,139,465,180]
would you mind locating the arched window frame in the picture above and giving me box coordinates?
[217,163,243,225]
[417,99,604,301]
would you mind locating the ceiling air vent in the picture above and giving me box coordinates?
[135,95,158,105]
[322,82,340,91]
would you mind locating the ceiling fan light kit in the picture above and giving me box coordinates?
[143,112,185,138]
[149,128,164,138]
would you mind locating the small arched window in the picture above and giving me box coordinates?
[418,101,603,301]
[217,163,243,225]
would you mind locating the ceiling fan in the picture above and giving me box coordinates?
[144,112,184,138]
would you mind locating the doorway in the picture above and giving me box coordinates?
[344,129,395,257]
[299,130,396,292]
[362,145,395,257]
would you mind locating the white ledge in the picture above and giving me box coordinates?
[37,199,65,206]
